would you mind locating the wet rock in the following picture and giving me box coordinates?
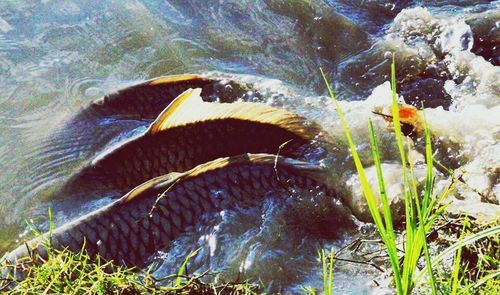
[399,77,452,109]
[446,200,500,224]
[338,39,437,97]
[341,0,411,18]
[466,10,500,66]
[267,0,372,64]
[265,0,315,25]
[310,11,372,63]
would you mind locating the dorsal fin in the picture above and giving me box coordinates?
[122,153,332,203]
[187,153,331,185]
[123,172,183,203]
[147,88,326,143]
[147,74,203,86]
[148,88,203,134]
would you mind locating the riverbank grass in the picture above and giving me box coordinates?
[320,60,499,294]
[2,245,258,294]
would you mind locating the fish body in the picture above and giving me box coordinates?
[2,154,339,278]
[61,88,332,198]
[25,75,260,196]
[79,74,258,121]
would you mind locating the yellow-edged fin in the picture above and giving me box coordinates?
[246,153,331,185]
[148,88,203,134]
[147,88,325,142]
[147,74,203,86]
[123,172,183,203]
[123,154,332,203]
[176,153,330,187]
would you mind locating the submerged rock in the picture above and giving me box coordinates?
[466,9,500,66]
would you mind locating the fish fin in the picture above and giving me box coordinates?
[124,154,331,203]
[148,88,325,143]
[147,74,203,86]
[247,153,331,184]
[123,172,183,203]
[148,88,203,134]
[187,153,330,186]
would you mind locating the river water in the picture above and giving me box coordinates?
[0,0,499,293]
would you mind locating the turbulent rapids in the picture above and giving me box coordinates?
[0,0,499,293]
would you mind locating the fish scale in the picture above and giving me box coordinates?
[2,154,340,275]
[62,111,326,199]
[86,75,256,120]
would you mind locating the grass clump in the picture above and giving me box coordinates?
[320,58,500,294]
[320,58,441,295]
[426,217,500,294]
[1,245,258,294]
[2,247,157,294]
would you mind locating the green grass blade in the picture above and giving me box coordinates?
[422,110,433,213]
[176,247,202,287]
[407,135,438,294]
[319,68,386,237]
[463,269,500,292]
[328,249,335,295]
[416,224,500,282]
[368,119,402,288]
[420,227,438,295]
[450,217,468,295]
[320,68,404,295]
[319,249,328,294]
[368,120,394,234]
[389,60,416,294]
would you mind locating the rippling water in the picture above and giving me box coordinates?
[1,0,499,293]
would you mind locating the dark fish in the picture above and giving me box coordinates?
[78,74,260,121]
[24,75,261,198]
[60,88,333,198]
[2,153,342,279]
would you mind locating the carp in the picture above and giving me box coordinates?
[60,88,333,199]
[26,74,261,195]
[2,154,345,280]
[78,74,260,121]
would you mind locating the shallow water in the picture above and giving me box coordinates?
[1,0,499,293]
